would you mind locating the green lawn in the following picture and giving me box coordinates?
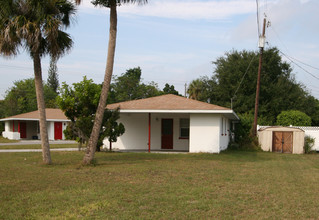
[0,143,78,149]
[0,151,319,219]
[0,136,19,143]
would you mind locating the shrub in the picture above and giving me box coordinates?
[304,135,315,154]
[276,110,311,126]
[233,113,261,151]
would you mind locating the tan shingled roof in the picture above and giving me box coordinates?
[106,94,230,111]
[0,108,69,121]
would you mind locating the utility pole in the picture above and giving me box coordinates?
[184,83,187,97]
[253,17,266,136]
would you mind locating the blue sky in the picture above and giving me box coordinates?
[1,0,319,100]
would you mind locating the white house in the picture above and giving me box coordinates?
[0,108,70,140]
[106,94,239,153]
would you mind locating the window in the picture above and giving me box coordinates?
[180,118,189,139]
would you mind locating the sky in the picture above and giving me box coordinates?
[1,0,319,101]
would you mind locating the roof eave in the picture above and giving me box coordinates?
[116,109,240,120]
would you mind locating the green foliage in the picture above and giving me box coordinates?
[0,0,75,58]
[304,135,315,154]
[99,108,125,150]
[232,113,262,151]
[57,76,102,145]
[3,78,57,116]
[163,83,180,95]
[108,67,161,103]
[47,57,59,94]
[191,47,319,126]
[276,110,311,126]
[57,77,125,150]
[187,78,207,101]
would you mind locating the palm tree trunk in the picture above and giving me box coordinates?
[33,52,51,165]
[83,3,117,164]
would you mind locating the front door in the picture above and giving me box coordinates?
[19,122,26,139]
[162,119,173,149]
[272,131,293,153]
[54,122,63,140]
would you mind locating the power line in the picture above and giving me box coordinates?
[232,55,256,99]
[279,51,319,81]
[269,25,319,71]
[285,54,319,71]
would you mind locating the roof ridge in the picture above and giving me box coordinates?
[106,94,231,111]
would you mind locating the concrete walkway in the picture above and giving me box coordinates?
[0,148,79,153]
[0,140,79,153]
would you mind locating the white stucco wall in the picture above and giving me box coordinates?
[109,113,190,151]
[108,112,232,153]
[305,131,319,151]
[189,114,222,153]
[219,117,231,151]
[111,113,149,150]
[62,122,68,140]
[47,121,54,140]
[2,131,20,140]
[150,113,190,151]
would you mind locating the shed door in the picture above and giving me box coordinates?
[54,122,63,140]
[272,131,293,153]
[162,119,173,149]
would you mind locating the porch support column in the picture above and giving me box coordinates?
[148,113,151,153]
[12,121,15,132]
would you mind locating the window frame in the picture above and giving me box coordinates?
[179,118,190,139]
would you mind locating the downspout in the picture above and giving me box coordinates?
[148,113,151,152]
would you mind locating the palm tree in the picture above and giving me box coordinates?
[187,79,203,100]
[0,0,75,164]
[75,0,147,164]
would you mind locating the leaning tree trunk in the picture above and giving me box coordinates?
[33,52,52,165]
[83,3,117,164]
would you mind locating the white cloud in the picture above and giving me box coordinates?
[79,0,257,20]
[231,0,319,41]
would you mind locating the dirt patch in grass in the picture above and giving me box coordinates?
[0,151,319,219]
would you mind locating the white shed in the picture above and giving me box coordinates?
[258,126,305,154]
[106,94,239,153]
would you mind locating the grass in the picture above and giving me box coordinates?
[0,136,19,143]
[0,143,78,149]
[1,151,319,219]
